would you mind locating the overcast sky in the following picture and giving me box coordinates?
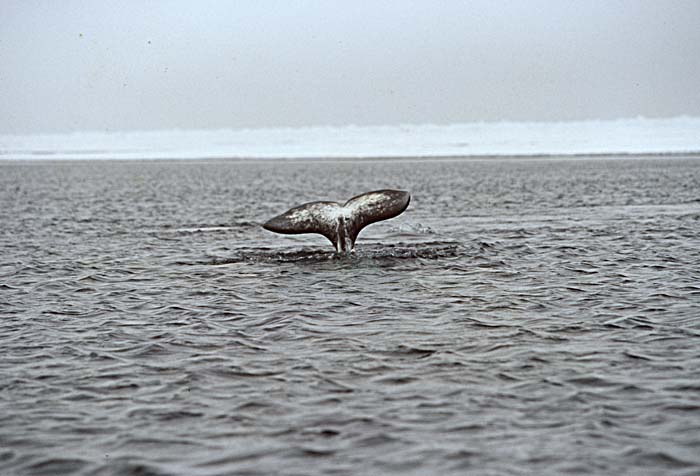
[2,0,699,134]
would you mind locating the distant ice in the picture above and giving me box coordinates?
[1,117,699,160]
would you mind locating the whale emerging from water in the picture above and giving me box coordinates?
[262,190,411,253]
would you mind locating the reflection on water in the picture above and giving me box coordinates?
[1,157,700,475]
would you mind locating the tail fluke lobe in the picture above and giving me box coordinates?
[344,190,411,246]
[262,201,341,247]
[262,190,410,252]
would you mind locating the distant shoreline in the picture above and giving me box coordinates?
[2,150,700,164]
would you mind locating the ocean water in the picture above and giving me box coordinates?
[1,156,700,475]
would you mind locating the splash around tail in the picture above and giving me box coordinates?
[262,190,411,253]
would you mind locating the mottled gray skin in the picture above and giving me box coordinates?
[263,190,411,252]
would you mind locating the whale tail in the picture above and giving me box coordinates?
[262,190,411,252]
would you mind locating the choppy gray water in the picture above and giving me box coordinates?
[2,156,700,476]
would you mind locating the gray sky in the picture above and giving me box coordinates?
[2,0,700,134]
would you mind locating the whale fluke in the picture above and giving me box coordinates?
[262,190,411,252]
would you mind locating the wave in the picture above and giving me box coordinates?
[181,241,467,265]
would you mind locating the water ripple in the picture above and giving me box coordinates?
[1,157,700,475]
